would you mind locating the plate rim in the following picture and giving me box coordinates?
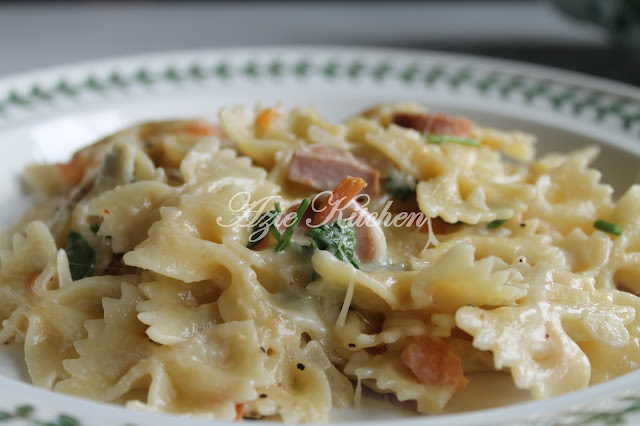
[0,45,639,100]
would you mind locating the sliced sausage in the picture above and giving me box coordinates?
[288,144,380,197]
[392,112,472,137]
[401,336,468,393]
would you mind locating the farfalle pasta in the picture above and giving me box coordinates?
[1,103,639,422]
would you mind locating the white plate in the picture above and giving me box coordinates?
[0,47,640,426]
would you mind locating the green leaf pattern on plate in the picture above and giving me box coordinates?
[0,55,637,132]
[0,405,82,426]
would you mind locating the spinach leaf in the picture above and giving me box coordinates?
[65,231,96,280]
[306,219,360,269]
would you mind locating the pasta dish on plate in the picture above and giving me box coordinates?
[1,102,639,422]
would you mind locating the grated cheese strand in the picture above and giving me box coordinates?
[424,217,440,250]
[336,275,355,327]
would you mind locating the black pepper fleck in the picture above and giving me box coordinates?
[348,343,356,348]
[259,394,268,399]
[260,347,266,353]
[296,363,305,371]
[520,223,526,227]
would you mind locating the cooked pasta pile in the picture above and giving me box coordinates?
[1,102,639,422]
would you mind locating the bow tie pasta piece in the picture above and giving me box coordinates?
[0,267,130,389]
[471,126,536,163]
[552,227,612,275]
[242,341,339,422]
[299,340,354,410]
[152,321,273,417]
[179,138,272,192]
[215,247,328,343]
[137,275,223,346]
[525,147,614,235]
[20,274,131,389]
[418,220,568,270]
[0,221,57,321]
[307,250,400,312]
[210,254,341,422]
[580,290,640,383]
[228,241,316,294]
[356,102,536,163]
[456,302,591,398]
[417,169,534,225]
[0,221,57,283]
[124,211,241,283]
[552,274,640,384]
[0,221,129,389]
[333,310,454,351]
[608,185,640,247]
[219,105,343,169]
[543,271,635,348]
[411,243,526,313]
[344,350,456,413]
[364,126,447,180]
[86,181,176,253]
[125,140,280,281]
[596,185,640,293]
[56,282,152,400]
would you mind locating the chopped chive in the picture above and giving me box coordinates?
[594,219,623,236]
[269,224,282,240]
[427,134,480,147]
[247,202,282,249]
[270,202,283,240]
[275,198,311,252]
[90,223,100,234]
[487,219,507,229]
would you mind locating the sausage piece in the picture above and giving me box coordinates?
[392,112,472,137]
[401,336,468,393]
[288,144,380,197]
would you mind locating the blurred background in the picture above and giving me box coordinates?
[0,0,638,86]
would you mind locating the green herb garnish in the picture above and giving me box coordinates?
[65,231,96,280]
[248,202,282,249]
[487,219,507,229]
[427,134,480,147]
[383,176,416,201]
[90,223,101,234]
[306,219,360,269]
[276,198,311,252]
[594,219,623,236]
